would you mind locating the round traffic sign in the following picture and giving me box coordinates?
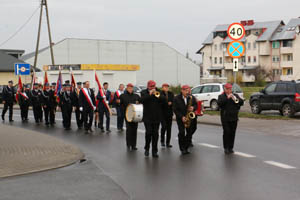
[227,41,245,58]
[227,23,245,41]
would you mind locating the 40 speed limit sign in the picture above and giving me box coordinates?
[227,23,245,41]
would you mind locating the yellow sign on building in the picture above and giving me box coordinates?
[81,64,140,71]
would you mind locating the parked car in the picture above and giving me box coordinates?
[134,85,146,96]
[249,81,300,117]
[191,83,244,111]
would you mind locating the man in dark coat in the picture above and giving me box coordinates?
[79,81,96,133]
[1,80,15,122]
[120,83,141,150]
[30,83,43,124]
[114,84,125,131]
[160,83,174,148]
[140,80,166,158]
[18,84,30,122]
[217,83,244,154]
[42,83,56,126]
[60,83,74,130]
[72,82,83,129]
[173,85,198,155]
[97,82,111,133]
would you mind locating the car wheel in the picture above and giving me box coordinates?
[210,100,219,111]
[282,104,295,117]
[251,101,261,114]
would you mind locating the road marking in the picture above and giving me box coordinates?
[198,143,220,149]
[264,161,296,169]
[234,152,256,158]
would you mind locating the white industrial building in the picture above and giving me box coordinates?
[22,38,200,89]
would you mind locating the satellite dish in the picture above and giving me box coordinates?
[296,26,300,34]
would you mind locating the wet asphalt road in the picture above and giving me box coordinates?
[2,110,300,200]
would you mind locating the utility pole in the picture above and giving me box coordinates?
[33,0,55,70]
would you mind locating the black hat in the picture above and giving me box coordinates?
[51,82,56,86]
[77,82,82,85]
[8,80,13,84]
[65,80,70,84]
[65,83,71,87]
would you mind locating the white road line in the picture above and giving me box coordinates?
[198,143,220,149]
[234,152,256,158]
[264,161,296,169]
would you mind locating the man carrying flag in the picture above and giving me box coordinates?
[16,76,30,122]
[79,81,96,133]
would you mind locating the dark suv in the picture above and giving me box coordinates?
[249,81,300,117]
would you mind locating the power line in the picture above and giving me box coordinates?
[0,5,41,48]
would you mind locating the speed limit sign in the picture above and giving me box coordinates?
[227,23,245,41]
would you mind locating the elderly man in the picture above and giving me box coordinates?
[217,83,244,154]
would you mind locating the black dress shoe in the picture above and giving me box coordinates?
[144,150,149,157]
[229,149,235,154]
[9,119,14,122]
[106,129,111,133]
[181,150,190,155]
[100,129,105,133]
[224,149,230,155]
[166,144,173,148]
[152,153,159,158]
[161,143,166,147]
[189,143,194,147]
[132,147,138,151]
[65,127,71,130]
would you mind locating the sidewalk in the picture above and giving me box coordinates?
[0,123,84,178]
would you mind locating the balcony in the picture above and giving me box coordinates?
[281,60,293,67]
[281,47,293,54]
[280,75,294,81]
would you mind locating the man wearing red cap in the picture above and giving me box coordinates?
[160,83,174,148]
[217,83,244,154]
[120,83,141,150]
[140,80,166,158]
[173,85,198,155]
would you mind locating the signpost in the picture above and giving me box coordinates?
[14,63,31,76]
[227,23,245,90]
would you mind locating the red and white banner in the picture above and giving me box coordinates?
[16,76,28,102]
[115,90,121,98]
[95,72,111,114]
[81,88,95,110]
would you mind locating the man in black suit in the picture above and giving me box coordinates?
[217,83,244,154]
[79,81,96,133]
[60,83,74,130]
[173,85,198,155]
[30,83,43,124]
[140,80,166,158]
[114,84,125,131]
[160,83,174,148]
[97,82,111,133]
[72,82,83,129]
[1,80,15,122]
[18,84,30,122]
[120,83,141,150]
[42,83,56,126]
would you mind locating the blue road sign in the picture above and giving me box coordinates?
[227,41,245,58]
[14,63,31,75]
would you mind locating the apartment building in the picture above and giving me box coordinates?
[197,18,300,84]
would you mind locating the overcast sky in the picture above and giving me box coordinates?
[0,0,299,61]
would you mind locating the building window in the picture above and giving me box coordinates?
[287,68,293,75]
[253,42,257,49]
[214,57,217,64]
[248,42,251,50]
[287,54,293,61]
[219,57,222,64]
[272,41,280,49]
[272,56,280,62]
[282,40,293,47]
[272,69,281,76]
[214,44,217,51]
[248,56,251,63]
[241,56,246,63]
[282,68,293,75]
[253,56,257,63]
